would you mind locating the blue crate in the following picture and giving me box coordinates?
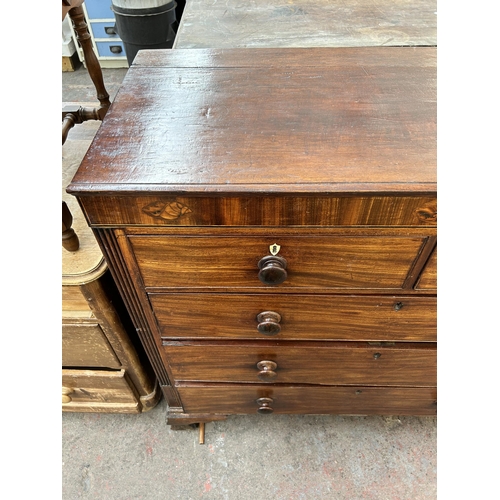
[85,0,114,19]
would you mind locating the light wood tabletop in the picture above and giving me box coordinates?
[174,0,437,49]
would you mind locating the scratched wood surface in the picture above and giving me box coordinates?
[68,47,436,196]
[174,0,437,49]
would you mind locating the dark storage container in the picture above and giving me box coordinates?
[111,0,177,65]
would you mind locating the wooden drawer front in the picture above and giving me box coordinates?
[416,247,437,290]
[62,369,139,412]
[151,294,436,342]
[80,195,437,227]
[164,343,436,387]
[178,385,437,416]
[62,323,121,368]
[130,235,426,290]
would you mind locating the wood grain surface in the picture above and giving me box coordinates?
[128,230,431,289]
[177,385,437,415]
[68,47,436,196]
[163,342,436,386]
[174,0,437,49]
[151,293,436,342]
[79,194,437,226]
[62,369,139,412]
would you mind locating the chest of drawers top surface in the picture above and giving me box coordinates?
[68,47,436,198]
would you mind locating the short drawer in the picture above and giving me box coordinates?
[95,41,126,58]
[163,342,436,387]
[130,234,429,290]
[177,385,437,416]
[90,21,119,39]
[152,294,437,342]
[62,369,140,412]
[62,322,121,368]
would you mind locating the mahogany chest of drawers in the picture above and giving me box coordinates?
[68,47,437,426]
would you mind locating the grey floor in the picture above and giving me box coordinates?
[62,60,437,500]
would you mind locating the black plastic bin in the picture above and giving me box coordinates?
[111,0,177,65]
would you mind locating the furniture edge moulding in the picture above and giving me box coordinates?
[92,227,182,409]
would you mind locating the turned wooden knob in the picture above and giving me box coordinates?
[258,255,288,285]
[62,387,74,404]
[256,360,278,381]
[256,311,282,335]
[256,397,274,414]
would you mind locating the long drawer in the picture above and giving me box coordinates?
[163,343,436,387]
[129,233,431,290]
[152,293,436,342]
[62,369,140,413]
[177,385,437,416]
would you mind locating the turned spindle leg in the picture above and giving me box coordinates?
[67,5,111,117]
[62,201,79,252]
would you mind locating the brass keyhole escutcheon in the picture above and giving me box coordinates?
[269,243,281,256]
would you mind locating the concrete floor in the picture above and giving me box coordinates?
[62,60,437,500]
[63,399,436,500]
